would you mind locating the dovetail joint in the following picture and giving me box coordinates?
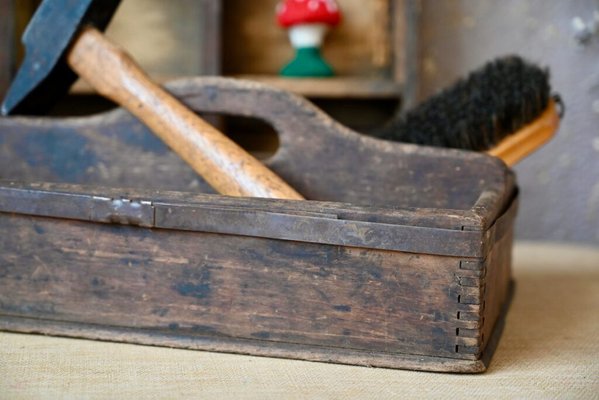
[455,259,488,355]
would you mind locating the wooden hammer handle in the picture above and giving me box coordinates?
[67,26,303,200]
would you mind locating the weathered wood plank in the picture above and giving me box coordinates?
[0,315,491,373]
[0,77,512,227]
[0,182,508,257]
[0,180,487,229]
[0,77,516,372]
[1,213,476,360]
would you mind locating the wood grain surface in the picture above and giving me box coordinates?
[0,77,511,210]
[0,207,514,371]
[68,27,302,199]
[2,242,596,398]
[0,76,516,372]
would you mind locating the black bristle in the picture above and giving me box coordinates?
[378,55,552,151]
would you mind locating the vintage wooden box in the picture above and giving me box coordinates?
[0,78,516,373]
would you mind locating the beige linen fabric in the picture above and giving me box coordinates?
[1,242,598,399]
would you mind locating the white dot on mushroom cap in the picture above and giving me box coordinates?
[325,0,338,12]
[308,0,319,11]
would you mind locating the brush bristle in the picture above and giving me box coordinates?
[378,55,551,151]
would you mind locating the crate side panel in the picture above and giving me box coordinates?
[0,213,469,359]
[480,227,514,354]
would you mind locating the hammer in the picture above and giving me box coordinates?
[1,0,303,200]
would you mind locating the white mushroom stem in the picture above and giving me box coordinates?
[288,23,329,48]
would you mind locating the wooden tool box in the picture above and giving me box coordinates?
[0,78,516,373]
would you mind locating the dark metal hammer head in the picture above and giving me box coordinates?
[1,0,121,116]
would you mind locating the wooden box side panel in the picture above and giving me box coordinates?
[453,224,514,359]
[0,213,473,361]
[481,228,514,354]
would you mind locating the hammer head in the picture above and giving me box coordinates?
[1,0,121,116]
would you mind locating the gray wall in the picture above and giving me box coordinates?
[418,0,599,245]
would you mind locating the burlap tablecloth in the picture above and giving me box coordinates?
[1,242,598,399]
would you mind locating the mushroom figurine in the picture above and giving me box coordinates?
[276,0,341,77]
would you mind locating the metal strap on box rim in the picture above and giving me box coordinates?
[0,186,517,258]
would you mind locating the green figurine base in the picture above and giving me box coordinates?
[280,47,334,77]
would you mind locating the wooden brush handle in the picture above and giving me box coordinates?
[67,26,303,200]
[487,99,560,166]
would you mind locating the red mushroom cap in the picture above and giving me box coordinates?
[276,0,341,28]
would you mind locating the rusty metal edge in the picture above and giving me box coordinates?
[0,183,493,257]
